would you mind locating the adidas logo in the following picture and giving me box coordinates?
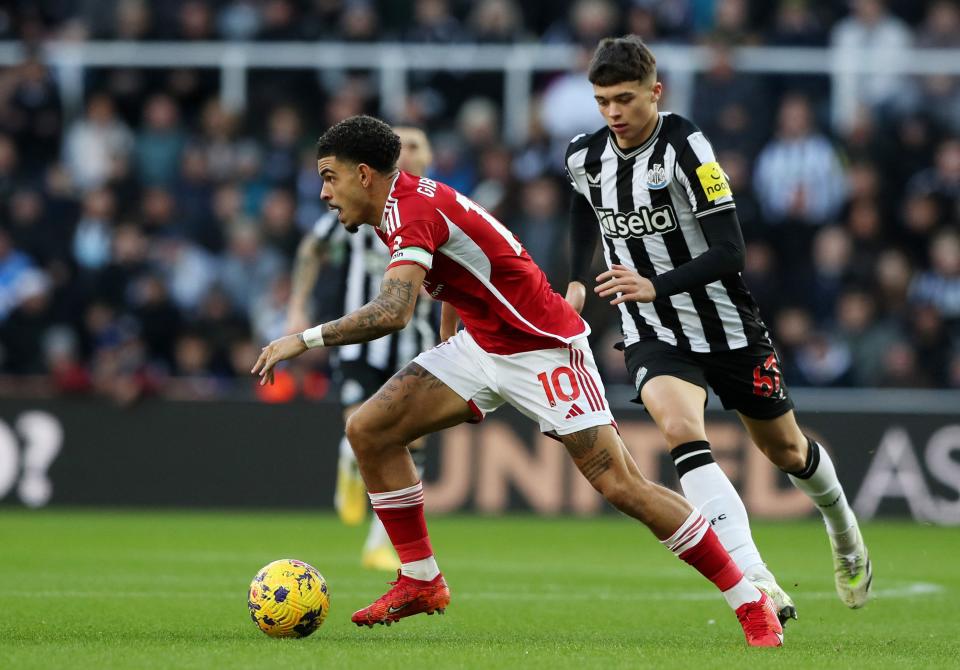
[565,403,585,420]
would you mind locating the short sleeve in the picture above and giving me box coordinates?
[674,131,736,219]
[383,198,446,272]
[311,211,341,242]
[565,133,589,196]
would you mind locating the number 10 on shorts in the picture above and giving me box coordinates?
[537,367,581,407]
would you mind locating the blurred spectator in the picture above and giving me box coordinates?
[803,226,852,321]
[219,224,286,314]
[916,0,960,48]
[510,176,566,286]
[907,139,960,213]
[830,0,912,130]
[72,188,116,272]
[545,0,619,47]
[0,228,39,321]
[260,189,300,260]
[834,289,900,386]
[63,94,134,192]
[175,147,218,249]
[131,273,182,366]
[405,0,463,43]
[178,1,215,40]
[741,241,781,319]
[874,248,914,321]
[0,269,54,374]
[136,94,186,186]
[795,331,853,387]
[907,302,953,386]
[114,0,154,40]
[3,57,62,176]
[154,236,219,311]
[754,94,846,226]
[340,1,380,42]
[539,47,604,164]
[259,0,299,40]
[217,1,262,41]
[766,0,827,46]
[260,105,302,188]
[708,0,757,45]
[468,0,527,43]
[910,228,960,327]
[877,341,931,388]
[692,40,770,157]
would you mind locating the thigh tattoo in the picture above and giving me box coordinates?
[372,363,446,412]
[563,427,613,483]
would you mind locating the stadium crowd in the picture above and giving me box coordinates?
[0,0,958,400]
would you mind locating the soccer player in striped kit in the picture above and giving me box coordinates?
[286,127,436,571]
[563,36,872,626]
[255,115,784,646]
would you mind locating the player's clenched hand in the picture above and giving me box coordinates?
[595,264,656,304]
[251,334,307,385]
[564,281,586,314]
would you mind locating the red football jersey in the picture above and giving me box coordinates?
[377,171,588,354]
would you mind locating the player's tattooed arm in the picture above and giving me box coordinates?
[321,264,427,346]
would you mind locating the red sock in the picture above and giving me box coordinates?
[661,511,743,592]
[368,481,434,564]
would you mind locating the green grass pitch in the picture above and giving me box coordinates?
[1,510,956,669]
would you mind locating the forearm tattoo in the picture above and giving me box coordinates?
[322,279,415,346]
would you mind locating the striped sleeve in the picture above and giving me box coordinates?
[311,211,341,242]
[673,131,736,219]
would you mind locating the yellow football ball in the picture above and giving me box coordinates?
[248,559,330,638]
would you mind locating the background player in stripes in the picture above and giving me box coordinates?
[285,127,437,571]
[253,115,784,645]
[563,36,872,622]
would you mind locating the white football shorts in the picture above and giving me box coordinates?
[412,329,615,437]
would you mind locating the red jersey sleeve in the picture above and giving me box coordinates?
[383,193,449,272]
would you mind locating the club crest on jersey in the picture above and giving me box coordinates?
[646,163,668,190]
[596,205,678,239]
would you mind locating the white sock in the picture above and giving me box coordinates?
[339,434,355,461]
[363,514,391,553]
[723,577,763,610]
[788,440,858,539]
[671,442,766,575]
[401,556,440,582]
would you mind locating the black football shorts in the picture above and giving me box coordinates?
[622,338,795,420]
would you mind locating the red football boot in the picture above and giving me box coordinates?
[352,571,450,627]
[735,592,784,647]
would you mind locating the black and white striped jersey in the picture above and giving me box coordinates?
[566,112,767,353]
[312,212,436,371]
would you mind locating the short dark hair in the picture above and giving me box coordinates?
[588,35,657,87]
[315,115,401,173]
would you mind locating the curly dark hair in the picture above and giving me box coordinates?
[315,115,401,173]
[588,35,657,87]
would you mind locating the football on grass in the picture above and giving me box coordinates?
[247,559,330,638]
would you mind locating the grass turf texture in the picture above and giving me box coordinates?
[1,510,955,669]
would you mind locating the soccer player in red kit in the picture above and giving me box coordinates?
[253,115,783,646]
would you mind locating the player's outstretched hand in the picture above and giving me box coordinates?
[564,281,586,314]
[251,334,308,385]
[595,264,656,304]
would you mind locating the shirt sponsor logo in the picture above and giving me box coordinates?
[646,163,668,190]
[596,205,678,239]
[695,161,732,202]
